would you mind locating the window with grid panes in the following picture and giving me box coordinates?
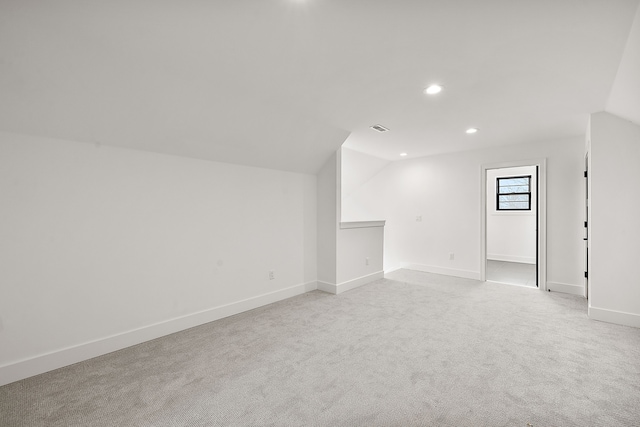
[496,175,531,211]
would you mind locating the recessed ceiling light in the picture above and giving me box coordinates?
[424,84,443,95]
[370,124,389,133]
[400,152,408,157]
[466,128,478,134]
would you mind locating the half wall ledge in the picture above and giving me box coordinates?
[339,220,386,229]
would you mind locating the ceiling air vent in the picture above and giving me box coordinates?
[370,124,389,133]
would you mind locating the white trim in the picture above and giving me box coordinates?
[547,281,585,296]
[339,220,386,229]
[402,263,481,280]
[589,306,640,328]
[336,271,383,294]
[481,159,547,291]
[487,254,536,264]
[0,281,318,387]
[383,267,403,275]
[490,210,536,217]
[584,150,590,302]
[317,281,337,294]
[317,271,384,295]
[485,280,538,290]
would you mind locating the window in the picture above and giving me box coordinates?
[496,175,531,211]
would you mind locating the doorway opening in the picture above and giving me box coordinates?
[481,160,546,290]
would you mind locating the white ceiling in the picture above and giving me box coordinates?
[1,0,638,173]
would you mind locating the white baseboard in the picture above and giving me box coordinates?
[0,281,318,387]
[588,306,640,328]
[487,254,536,264]
[317,281,336,294]
[402,263,481,280]
[336,271,384,294]
[547,281,585,296]
[317,271,384,295]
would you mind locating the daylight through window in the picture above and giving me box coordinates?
[497,175,531,211]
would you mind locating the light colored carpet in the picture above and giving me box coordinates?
[2,269,640,426]
[487,260,537,288]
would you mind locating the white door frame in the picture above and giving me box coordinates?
[480,158,547,291]
[584,152,589,299]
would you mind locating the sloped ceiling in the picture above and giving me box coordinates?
[606,3,640,126]
[0,1,638,173]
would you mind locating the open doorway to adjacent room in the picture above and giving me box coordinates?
[481,161,546,290]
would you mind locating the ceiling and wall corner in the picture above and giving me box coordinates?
[605,2,640,126]
[0,1,638,170]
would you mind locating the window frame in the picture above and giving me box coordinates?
[496,175,532,211]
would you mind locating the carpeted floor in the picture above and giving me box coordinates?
[1,269,639,426]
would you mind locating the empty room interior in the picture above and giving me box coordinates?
[1,1,640,426]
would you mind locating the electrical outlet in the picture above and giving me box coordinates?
[269,270,275,280]
[449,253,455,261]
[416,215,422,222]
[365,257,370,266]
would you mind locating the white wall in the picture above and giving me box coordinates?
[337,149,385,288]
[342,137,584,289]
[588,112,640,327]
[316,150,385,293]
[336,225,384,291]
[341,148,390,222]
[606,3,640,126]
[486,166,537,264]
[0,132,317,385]
[317,152,338,285]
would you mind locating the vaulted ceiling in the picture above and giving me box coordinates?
[1,0,638,173]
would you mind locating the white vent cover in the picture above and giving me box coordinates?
[370,124,389,133]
